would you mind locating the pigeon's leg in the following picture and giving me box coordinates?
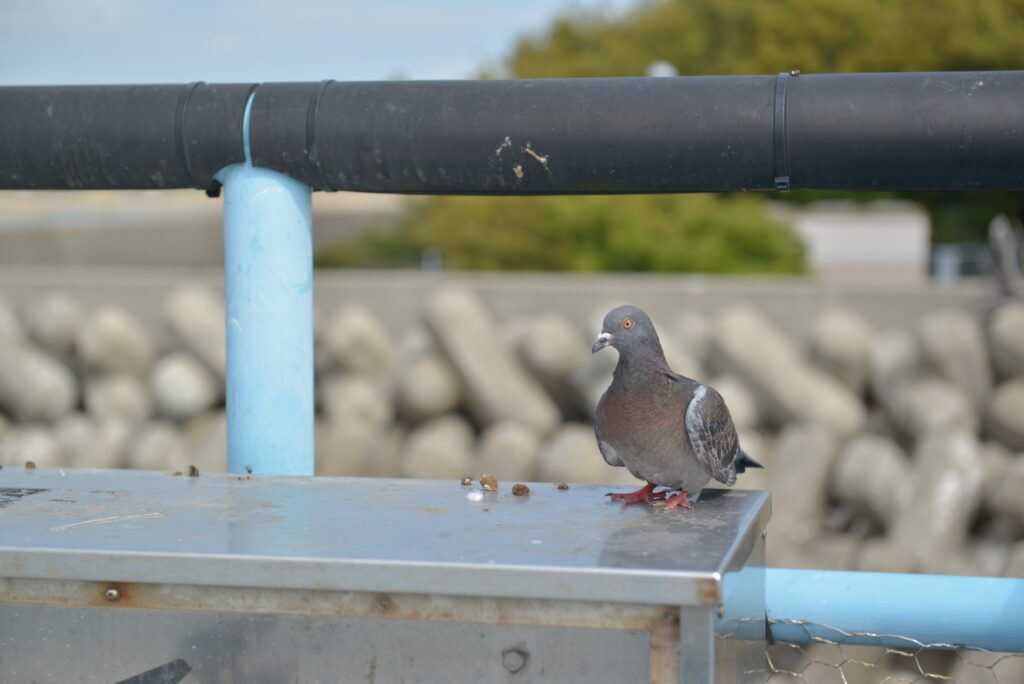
[606,482,667,504]
[652,490,692,510]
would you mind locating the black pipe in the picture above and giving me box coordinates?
[0,83,255,191]
[1,72,1022,194]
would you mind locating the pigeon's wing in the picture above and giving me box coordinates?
[684,385,740,486]
[594,397,624,468]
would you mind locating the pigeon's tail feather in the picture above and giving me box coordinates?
[735,450,764,473]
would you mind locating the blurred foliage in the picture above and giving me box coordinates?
[319,0,1024,271]
[315,194,805,273]
[510,0,1024,77]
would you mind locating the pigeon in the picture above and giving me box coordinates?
[592,305,762,509]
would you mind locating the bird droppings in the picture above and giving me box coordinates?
[512,483,530,496]
[512,164,524,180]
[466,490,484,502]
[25,461,36,470]
[556,482,569,491]
[524,143,549,166]
[185,465,199,477]
[460,476,473,486]
[480,474,498,491]
[495,136,512,157]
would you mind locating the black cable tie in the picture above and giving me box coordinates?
[307,79,335,192]
[175,81,203,189]
[773,71,796,192]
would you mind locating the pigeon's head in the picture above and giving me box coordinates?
[592,305,660,354]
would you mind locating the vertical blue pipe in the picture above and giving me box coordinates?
[215,95,314,476]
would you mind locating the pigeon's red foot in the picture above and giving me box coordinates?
[652,491,692,510]
[606,482,666,504]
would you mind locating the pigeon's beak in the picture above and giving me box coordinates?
[592,332,612,353]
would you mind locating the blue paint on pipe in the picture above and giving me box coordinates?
[215,94,314,476]
[767,568,1024,652]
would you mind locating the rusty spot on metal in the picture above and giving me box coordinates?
[697,577,720,605]
[3,578,671,633]
[416,506,450,514]
[649,609,681,683]
[373,594,394,614]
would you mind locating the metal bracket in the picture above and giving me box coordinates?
[773,70,799,191]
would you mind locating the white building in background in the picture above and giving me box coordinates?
[771,201,932,285]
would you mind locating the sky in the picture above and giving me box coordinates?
[0,0,632,85]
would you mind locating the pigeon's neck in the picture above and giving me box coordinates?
[613,343,675,390]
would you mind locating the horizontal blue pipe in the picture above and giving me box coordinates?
[216,94,314,476]
[766,569,1024,652]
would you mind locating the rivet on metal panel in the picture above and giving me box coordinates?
[502,647,529,674]
[104,588,119,601]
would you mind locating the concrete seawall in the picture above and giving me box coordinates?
[0,265,992,339]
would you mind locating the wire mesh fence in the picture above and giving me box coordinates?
[760,619,1024,684]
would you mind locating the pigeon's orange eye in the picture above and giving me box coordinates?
[623,318,634,329]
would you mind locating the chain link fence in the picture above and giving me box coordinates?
[759,619,1024,684]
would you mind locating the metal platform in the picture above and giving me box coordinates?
[0,468,769,683]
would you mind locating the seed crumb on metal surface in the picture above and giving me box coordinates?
[170,471,183,476]
[185,465,199,477]
[25,460,36,470]
[461,476,472,486]
[512,483,530,496]
[556,482,569,490]
[480,474,498,491]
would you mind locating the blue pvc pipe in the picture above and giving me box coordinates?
[766,569,1024,652]
[215,96,314,476]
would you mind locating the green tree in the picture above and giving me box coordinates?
[511,0,1024,78]
[316,194,805,274]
